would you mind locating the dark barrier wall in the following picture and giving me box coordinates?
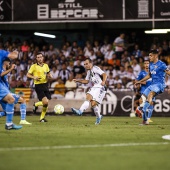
[102,89,170,117]
[1,0,170,22]
[13,0,122,21]
[0,0,11,21]
[14,89,170,117]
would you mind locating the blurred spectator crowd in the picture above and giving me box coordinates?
[0,32,170,99]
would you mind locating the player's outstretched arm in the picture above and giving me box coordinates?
[101,73,107,86]
[73,79,89,84]
[135,74,151,85]
[1,64,16,77]
[8,51,18,60]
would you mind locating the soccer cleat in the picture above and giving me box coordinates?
[136,106,143,118]
[95,115,103,125]
[71,108,82,115]
[19,120,32,125]
[139,120,149,126]
[147,118,153,123]
[40,118,48,122]
[5,124,22,130]
[33,102,38,114]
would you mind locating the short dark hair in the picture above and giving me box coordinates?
[149,49,158,54]
[3,58,11,63]
[84,58,92,63]
[36,52,44,57]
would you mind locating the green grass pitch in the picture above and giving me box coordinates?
[0,116,170,170]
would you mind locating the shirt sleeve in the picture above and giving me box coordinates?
[136,72,143,81]
[93,66,105,75]
[162,62,168,71]
[46,64,50,73]
[85,71,90,80]
[28,65,34,74]
[0,50,9,61]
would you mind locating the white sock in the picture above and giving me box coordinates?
[6,123,13,126]
[80,101,90,113]
[92,105,101,118]
[140,95,146,107]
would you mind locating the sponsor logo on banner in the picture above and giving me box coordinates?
[99,89,118,115]
[99,89,170,116]
[155,0,170,18]
[138,0,149,18]
[37,0,104,20]
[154,99,170,112]
[0,0,11,21]
[0,0,4,20]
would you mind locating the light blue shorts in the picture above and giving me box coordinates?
[143,83,165,98]
[0,85,10,101]
[0,93,20,111]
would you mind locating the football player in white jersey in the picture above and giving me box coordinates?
[71,58,107,125]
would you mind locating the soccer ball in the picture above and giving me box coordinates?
[54,104,64,114]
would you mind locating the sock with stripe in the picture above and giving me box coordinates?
[6,103,14,126]
[147,105,154,118]
[142,101,150,121]
[20,103,27,120]
[92,105,101,118]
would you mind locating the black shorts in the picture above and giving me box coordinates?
[35,83,51,101]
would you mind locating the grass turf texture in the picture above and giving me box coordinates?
[0,116,170,170]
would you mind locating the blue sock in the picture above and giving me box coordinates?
[0,111,6,117]
[142,101,150,121]
[143,101,150,113]
[20,103,26,120]
[147,105,154,118]
[6,103,14,125]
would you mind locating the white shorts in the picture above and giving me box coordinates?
[87,86,106,104]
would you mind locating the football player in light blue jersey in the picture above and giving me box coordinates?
[0,49,22,130]
[135,50,170,125]
[0,59,31,125]
[135,59,154,122]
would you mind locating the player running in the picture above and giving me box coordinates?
[27,53,53,122]
[135,59,154,123]
[0,49,22,130]
[71,58,107,125]
[135,50,170,125]
[0,58,31,125]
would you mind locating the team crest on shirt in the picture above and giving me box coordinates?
[154,65,158,69]
[151,70,156,75]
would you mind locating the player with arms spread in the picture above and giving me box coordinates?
[135,50,170,125]
[71,58,107,125]
[27,53,53,122]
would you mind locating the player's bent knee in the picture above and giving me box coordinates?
[91,101,97,108]
[8,97,15,104]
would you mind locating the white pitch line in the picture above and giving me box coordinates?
[0,142,169,152]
